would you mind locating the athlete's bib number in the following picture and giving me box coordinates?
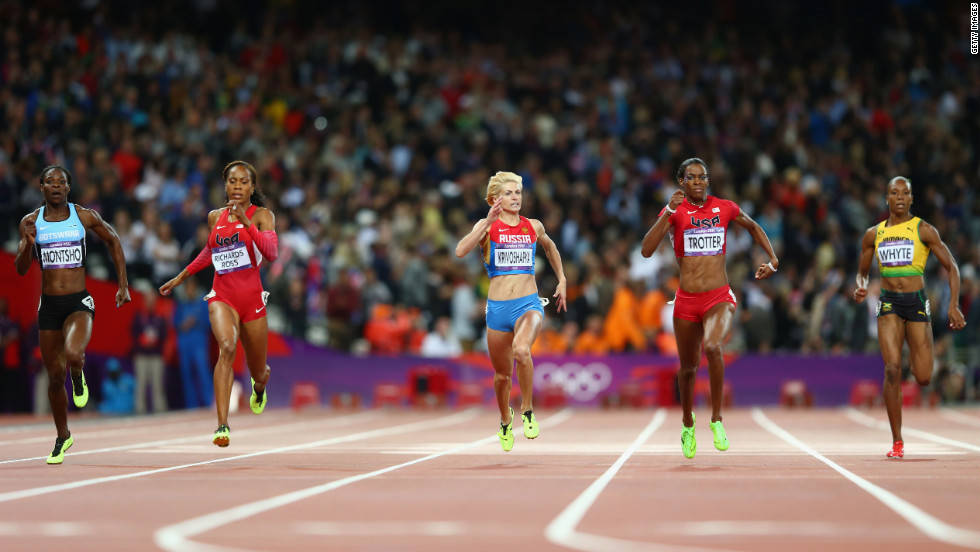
[40,241,84,269]
[494,246,534,270]
[683,227,725,256]
[877,241,914,267]
[212,241,253,274]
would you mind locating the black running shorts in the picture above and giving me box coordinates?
[876,289,930,323]
[38,290,95,330]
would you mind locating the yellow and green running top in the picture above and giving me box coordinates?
[874,217,929,277]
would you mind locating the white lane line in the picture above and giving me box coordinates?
[648,520,918,538]
[0,410,480,504]
[0,522,92,536]
[153,408,574,552]
[846,408,980,452]
[0,410,383,465]
[0,414,223,446]
[753,408,980,550]
[294,521,466,536]
[938,409,980,428]
[0,409,211,435]
[545,409,727,552]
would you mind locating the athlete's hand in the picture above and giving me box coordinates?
[21,218,36,245]
[487,197,504,223]
[226,200,251,228]
[755,261,777,280]
[159,276,181,297]
[668,189,685,211]
[116,287,131,308]
[853,287,868,303]
[949,305,966,331]
[553,279,567,313]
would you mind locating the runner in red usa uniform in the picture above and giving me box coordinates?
[160,161,277,447]
[641,158,778,459]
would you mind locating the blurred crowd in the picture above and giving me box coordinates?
[0,0,978,407]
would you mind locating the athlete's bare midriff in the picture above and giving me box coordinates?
[488,273,538,301]
[677,254,730,293]
[880,274,925,293]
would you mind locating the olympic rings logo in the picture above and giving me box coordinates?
[534,362,613,401]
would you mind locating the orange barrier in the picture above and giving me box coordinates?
[780,379,813,408]
[373,382,407,408]
[849,379,880,407]
[290,381,321,410]
[900,381,922,407]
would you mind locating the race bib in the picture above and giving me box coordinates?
[877,241,914,267]
[39,241,84,269]
[683,227,725,256]
[494,245,534,270]
[212,241,253,274]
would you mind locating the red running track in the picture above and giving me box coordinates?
[0,406,978,551]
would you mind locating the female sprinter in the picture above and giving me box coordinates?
[455,171,567,451]
[640,158,778,459]
[159,161,277,446]
[854,176,966,459]
[15,164,131,464]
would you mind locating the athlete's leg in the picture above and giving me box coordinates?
[486,328,515,425]
[209,302,241,427]
[702,302,736,423]
[512,310,543,413]
[673,317,704,428]
[904,321,934,387]
[240,316,270,394]
[877,315,906,443]
[40,330,68,439]
[63,312,93,384]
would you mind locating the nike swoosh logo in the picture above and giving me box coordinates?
[255,306,265,313]
[687,210,697,214]
[217,225,227,229]
[38,226,50,230]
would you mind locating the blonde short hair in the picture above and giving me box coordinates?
[486,171,523,204]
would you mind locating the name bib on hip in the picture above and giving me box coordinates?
[494,245,534,270]
[40,241,84,269]
[683,227,725,256]
[212,241,253,274]
[877,241,914,267]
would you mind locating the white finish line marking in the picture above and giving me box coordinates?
[754,408,980,550]
[846,408,980,452]
[0,410,478,504]
[153,409,573,552]
[544,409,728,552]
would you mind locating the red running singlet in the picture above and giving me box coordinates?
[206,205,269,322]
[659,196,740,259]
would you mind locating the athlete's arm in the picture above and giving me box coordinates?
[14,211,38,276]
[531,219,567,312]
[244,207,278,261]
[78,205,131,307]
[455,198,503,258]
[920,222,966,330]
[160,210,221,296]
[641,189,684,257]
[732,207,779,280]
[853,226,877,303]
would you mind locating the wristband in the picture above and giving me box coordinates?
[664,205,676,214]
[767,262,777,272]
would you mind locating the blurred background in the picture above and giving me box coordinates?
[0,0,977,415]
